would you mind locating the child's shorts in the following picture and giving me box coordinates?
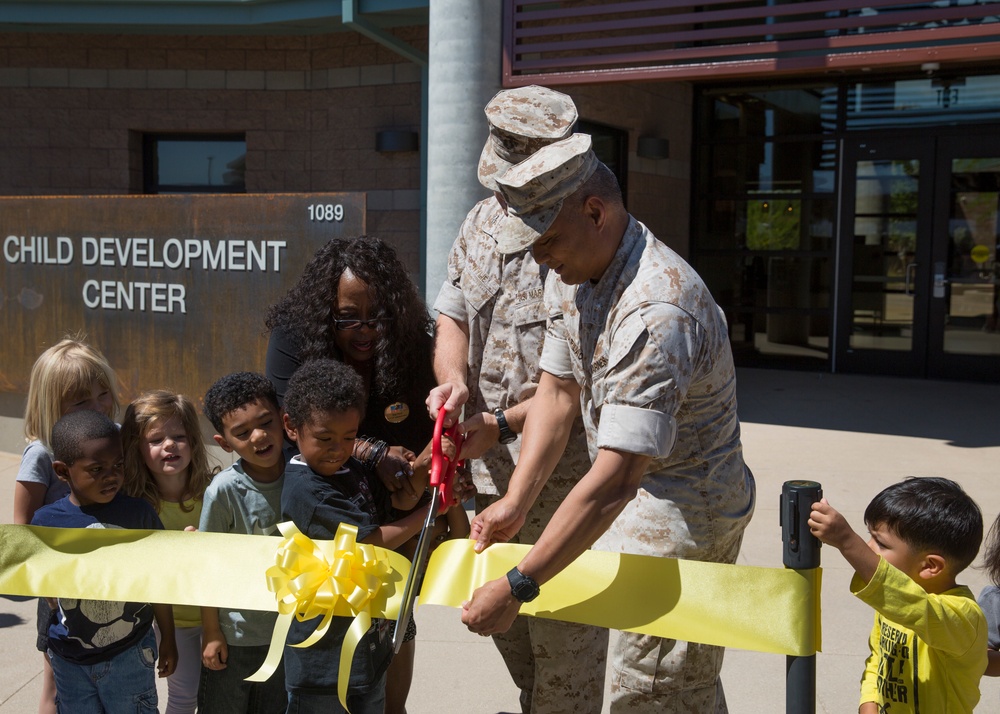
[36,598,56,652]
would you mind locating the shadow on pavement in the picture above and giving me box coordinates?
[736,368,1000,448]
[0,612,26,629]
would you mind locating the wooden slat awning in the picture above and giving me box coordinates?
[504,0,1000,85]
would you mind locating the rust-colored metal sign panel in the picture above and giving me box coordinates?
[0,193,365,401]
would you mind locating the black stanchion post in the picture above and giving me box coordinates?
[781,480,822,714]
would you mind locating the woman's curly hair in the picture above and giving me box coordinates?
[265,235,433,403]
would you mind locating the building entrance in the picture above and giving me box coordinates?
[837,132,1000,380]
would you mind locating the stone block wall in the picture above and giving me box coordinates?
[567,81,693,258]
[0,29,426,273]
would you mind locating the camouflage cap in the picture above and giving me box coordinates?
[494,133,598,254]
[478,85,578,192]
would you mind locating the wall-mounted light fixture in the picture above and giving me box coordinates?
[636,136,670,160]
[376,129,420,153]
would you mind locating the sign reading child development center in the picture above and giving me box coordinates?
[0,193,365,399]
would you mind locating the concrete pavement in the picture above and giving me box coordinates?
[2,367,1000,712]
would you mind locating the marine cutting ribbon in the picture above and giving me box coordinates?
[0,522,822,707]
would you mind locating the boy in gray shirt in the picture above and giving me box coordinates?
[199,372,290,713]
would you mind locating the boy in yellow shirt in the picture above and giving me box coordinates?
[809,477,986,713]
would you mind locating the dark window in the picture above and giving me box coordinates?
[577,119,628,202]
[143,134,246,194]
[693,84,838,370]
[847,74,1000,130]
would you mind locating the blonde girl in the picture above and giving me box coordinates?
[122,390,217,714]
[16,338,120,523]
[15,337,120,714]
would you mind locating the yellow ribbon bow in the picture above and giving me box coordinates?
[247,521,409,713]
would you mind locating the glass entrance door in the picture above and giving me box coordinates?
[837,133,1000,380]
[928,136,1000,380]
[837,138,934,376]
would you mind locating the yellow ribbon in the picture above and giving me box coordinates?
[420,540,822,657]
[0,523,410,714]
[0,522,822,702]
[0,524,280,609]
[246,522,408,714]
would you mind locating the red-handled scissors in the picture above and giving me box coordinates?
[392,406,464,652]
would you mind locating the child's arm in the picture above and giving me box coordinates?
[13,481,47,524]
[361,507,428,550]
[200,606,228,670]
[986,649,1000,677]
[388,435,460,513]
[388,440,434,512]
[446,502,471,541]
[808,498,879,585]
[14,444,57,524]
[153,603,178,678]
[978,587,1000,676]
[858,621,882,713]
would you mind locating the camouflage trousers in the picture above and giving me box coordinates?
[603,472,756,714]
[477,493,609,714]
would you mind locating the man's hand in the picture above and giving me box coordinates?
[457,411,501,460]
[461,577,522,636]
[807,498,854,549]
[470,496,526,553]
[376,446,417,498]
[426,382,469,427]
[201,630,228,670]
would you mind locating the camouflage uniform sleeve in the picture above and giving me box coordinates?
[432,209,474,322]
[539,273,574,379]
[596,302,706,458]
[539,323,573,378]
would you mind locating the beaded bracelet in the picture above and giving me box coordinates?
[356,436,388,471]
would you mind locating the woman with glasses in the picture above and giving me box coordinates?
[264,235,467,713]
[265,235,437,463]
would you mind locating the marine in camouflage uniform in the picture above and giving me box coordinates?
[465,133,756,713]
[431,87,608,714]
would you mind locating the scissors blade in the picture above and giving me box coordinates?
[392,486,440,653]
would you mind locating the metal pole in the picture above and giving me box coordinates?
[424,0,502,307]
[780,480,822,714]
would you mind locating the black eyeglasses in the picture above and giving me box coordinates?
[333,317,392,331]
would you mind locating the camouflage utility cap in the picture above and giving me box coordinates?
[495,133,598,254]
[478,85,578,192]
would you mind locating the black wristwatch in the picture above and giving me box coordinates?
[506,567,540,603]
[494,407,517,445]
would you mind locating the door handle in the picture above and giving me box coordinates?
[933,261,946,299]
[905,262,918,296]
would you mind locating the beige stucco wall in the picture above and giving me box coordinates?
[568,81,693,257]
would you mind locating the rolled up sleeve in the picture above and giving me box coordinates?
[595,304,703,457]
[539,331,574,379]
[433,279,467,322]
[597,404,676,457]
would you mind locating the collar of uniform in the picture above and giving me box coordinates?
[483,196,506,243]
[576,217,644,325]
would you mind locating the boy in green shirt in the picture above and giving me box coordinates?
[198,371,290,713]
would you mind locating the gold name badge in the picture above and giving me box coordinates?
[384,402,410,423]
